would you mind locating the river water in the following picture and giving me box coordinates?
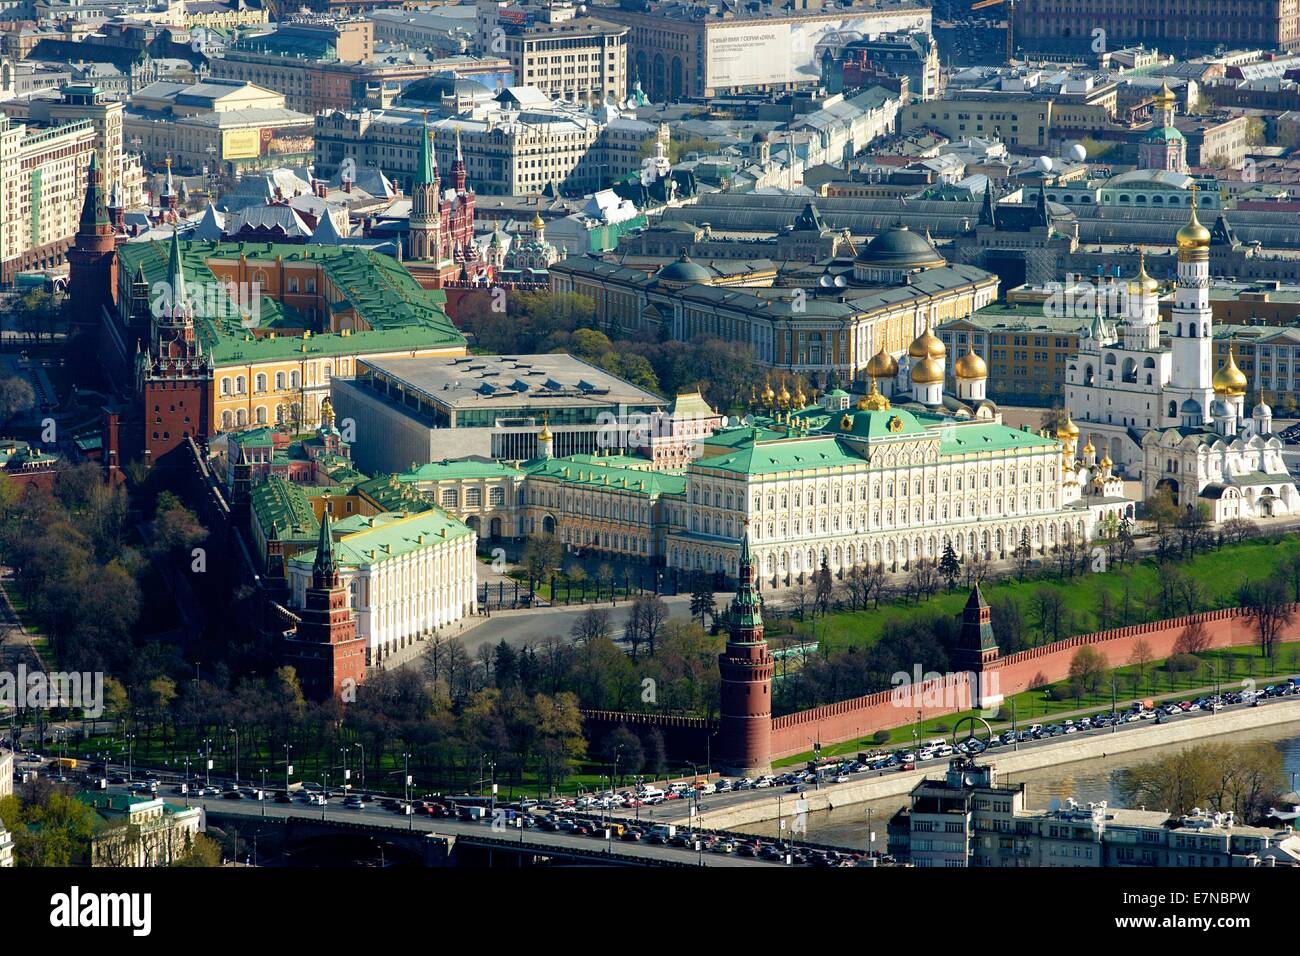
[738,722,1300,851]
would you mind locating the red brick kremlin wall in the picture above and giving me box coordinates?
[769,605,1295,760]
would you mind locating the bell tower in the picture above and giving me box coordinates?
[717,529,773,777]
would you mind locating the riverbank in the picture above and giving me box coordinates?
[687,698,1300,830]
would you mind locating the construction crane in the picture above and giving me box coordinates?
[970,0,1016,66]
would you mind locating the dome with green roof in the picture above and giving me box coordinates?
[655,254,713,286]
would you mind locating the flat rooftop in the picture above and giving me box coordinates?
[357,353,665,411]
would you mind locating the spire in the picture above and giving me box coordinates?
[727,522,763,634]
[1035,180,1049,227]
[979,182,996,227]
[455,126,463,164]
[167,226,187,311]
[415,113,438,187]
[312,499,337,585]
[79,150,109,229]
[164,156,175,197]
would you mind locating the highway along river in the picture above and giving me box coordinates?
[736,722,1300,852]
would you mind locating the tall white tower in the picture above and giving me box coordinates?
[1123,249,1161,351]
[1165,186,1214,426]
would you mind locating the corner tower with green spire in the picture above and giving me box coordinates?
[281,495,368,702]
[717,528,774,777]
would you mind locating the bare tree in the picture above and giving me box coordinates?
[1237,579,1293,660]
[571,607,613,644]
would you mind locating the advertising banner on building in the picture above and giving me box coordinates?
[705,12,930,89]
[222,128,261,161]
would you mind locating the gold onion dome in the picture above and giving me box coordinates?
[762,381,776,404]
[1176,190,1211,250]
[532,212,545,230]
[953,348,988,380]
[866,345,899,379]
[778,382,791,406]
[1100,454,1113,468]
[908,324,946,359]
[538,415,552,441]
[1129,250,1160,295]
[1083,439,1095,455]
[793,384,807,408]
[858,379,891,411]
[911,356,944,385]
[1056,414,1080,440]
[1213,346,1248,396]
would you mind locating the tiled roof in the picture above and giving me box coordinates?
[289,508,473,571]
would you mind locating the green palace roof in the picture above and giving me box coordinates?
[938,422,1059,456]
[698,434,863,476]
[395,459,526,482]
[118,239,463,368]
[289,508,473,571]
[249,476,318,540]
[524,457,687,497]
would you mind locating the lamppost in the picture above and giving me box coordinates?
[203,739,212,789]
[229,728,240,786]
[260,768,268,817]
[354,742,366,795]
[126,733,135,783]
[184,756,191,806]
[1208,662,1220,713]
[284,744,293,792]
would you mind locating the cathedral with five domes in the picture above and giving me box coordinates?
[1059,188,1297,521]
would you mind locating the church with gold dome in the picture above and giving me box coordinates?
[1061,187,1297,521]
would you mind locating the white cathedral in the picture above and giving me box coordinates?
[1062,189,1297,521]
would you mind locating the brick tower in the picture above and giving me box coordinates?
[67,150,118,318]
[139,228,213,463]
[717,532,773,777]
[280,501,368,701]
[953,583,1000,673]
[407,114,443,263]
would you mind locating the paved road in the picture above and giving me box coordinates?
[643,683,1300,825]
[114,785,769,867]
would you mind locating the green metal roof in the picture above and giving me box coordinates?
[117,240,463,368]
[249,476,318,540]
[289,508,473,572]
[524,457,686,496]
[698,435,863,476]
[938,422,1059,456]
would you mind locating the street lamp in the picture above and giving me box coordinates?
[354,742,366,795]
[229,728,240,786]
[284,744,293,792]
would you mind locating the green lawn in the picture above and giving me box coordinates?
[773,640,1300,766]
[790,537,1300,655]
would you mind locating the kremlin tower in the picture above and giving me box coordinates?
[717,530,773,777]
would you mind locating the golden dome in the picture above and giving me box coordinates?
[1155,83,1176,107]
[778,382,791,406]
[1100,454,1113,469]
[1176,188,1211,251]
[908,324,946,359]
[793,384,807,408]
[953,348,987,380]
[1212,345,1248,396]
[1056,414,1080,439]
[532,212,545,230]
[910,356,944,385]
[762,381,776,404]
[1128,248,1160,296]
[866,346,900,379]
[1082,439,1095,455]
[858,379,891,411]
[538,413,553,441]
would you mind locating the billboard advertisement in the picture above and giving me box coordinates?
[222,128,261,161]
[706,12,930,89]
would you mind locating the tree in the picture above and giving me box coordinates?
[171,832,222,867]
[150,492,206,563]
[814,556,834,616]
[689,571,715,628]
[1040,405,1070,434]
[1031,587,1067,645]
[595,562,615,600]
[1013,529,1033,578]
[1117,741,1283,820]
[0,377,35,425]
[1237,579,1293,660]
[939,542,961,590]
[570,607,612,644]
[534,692,587,795]
[1068,645,1109,698]
[1128,638,1154,693]
[521,534,561,585]
[626,594,668,659]
[1173,619,1211,656]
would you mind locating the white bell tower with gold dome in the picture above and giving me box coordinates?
[1166,185,1215,425]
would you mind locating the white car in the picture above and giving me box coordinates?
[834,774,850,784]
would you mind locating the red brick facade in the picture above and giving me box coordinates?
[769,605,1294,760]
